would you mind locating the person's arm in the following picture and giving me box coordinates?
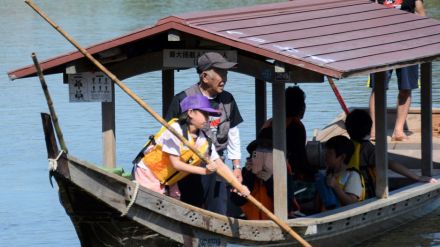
[215,158,250,196]
[415,0,426,17]
[169,155,217,175]
[160,123,217,175]
[227,126,242,182]
[389,160,438,183]
[232,161,243,183]
[327,174,359,205]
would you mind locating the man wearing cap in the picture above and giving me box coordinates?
[165,52,243,216]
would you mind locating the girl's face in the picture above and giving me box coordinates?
[188,109,209,129]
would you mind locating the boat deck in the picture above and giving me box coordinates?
[312,108,440,169]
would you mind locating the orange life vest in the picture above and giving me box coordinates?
[240,179,274,220]
[142,119,210,186]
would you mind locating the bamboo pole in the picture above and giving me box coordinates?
[32,52,68,153]
[25,1,311,246]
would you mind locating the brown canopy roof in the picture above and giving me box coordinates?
[8,0,440,80]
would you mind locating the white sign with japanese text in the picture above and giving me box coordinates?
[68,72,112,102]
[163,49,237,68]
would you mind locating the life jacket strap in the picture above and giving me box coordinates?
[132,135,155,165]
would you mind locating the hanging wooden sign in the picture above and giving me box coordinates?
[68,72,112,102]
[163,49,237,68]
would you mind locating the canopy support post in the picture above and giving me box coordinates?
[102,81,116,168]
[421,62,432,177]
[255,78,267,134]
[272,81,288,220]
[162,69,174,117]
[374,71,388,198]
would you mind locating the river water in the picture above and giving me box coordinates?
[0,0,439,246]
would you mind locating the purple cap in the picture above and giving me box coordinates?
[180,95,221,115]
[196,52,237,74]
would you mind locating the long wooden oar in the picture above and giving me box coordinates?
[327,76,350,115]
[25,1,311,246]
[32,52,68,153]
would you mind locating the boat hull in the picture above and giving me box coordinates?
[42,113,440,246]
[52,155,440,247]
[54,175,178,247]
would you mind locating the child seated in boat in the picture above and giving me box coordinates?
[315,135,365,210]
[233,140,276,220]
[132,94,249,199]
[345,109,437,198]
[236,86,316,219]
[234,138,301,219]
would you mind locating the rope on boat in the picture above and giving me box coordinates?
[48,150,64,171]
[121,181,140,217]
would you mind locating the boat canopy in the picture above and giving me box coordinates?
[8,0,440,80]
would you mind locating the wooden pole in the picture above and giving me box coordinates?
[162,69,174,117]
[327,76,350,115]
[32,53,68,153]
[102,86,116,168]
[25,1,311,246]
[272,81,288,220]
[41,113,60,159]
[373,71,388,198]
[255,78,266,134]
[420,62,432,177]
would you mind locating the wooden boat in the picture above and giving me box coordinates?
[9,0,440,246]
[41,109,440,246]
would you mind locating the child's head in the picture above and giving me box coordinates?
[345,109,372,141]
[179,95,220,127]
[325,135,354,169]
[285,86,306,118]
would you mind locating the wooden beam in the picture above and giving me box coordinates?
[64,52,323,85]
[255,78,266,134]
[286,64,324,83]
[108,51,163,80]
[374,71,388,198]
[162,69,175,117]
[272,81,288,220]
[102,82,116,168]
[236,54,323,83]
[62,52,163,81]
[420,62,432,177]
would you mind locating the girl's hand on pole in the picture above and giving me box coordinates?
[236,185,250,197]
[206,162,218,174]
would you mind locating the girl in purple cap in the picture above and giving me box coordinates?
[132,95,249,199]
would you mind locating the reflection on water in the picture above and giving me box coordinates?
[361,207,440,247]
[0,0,439,246]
